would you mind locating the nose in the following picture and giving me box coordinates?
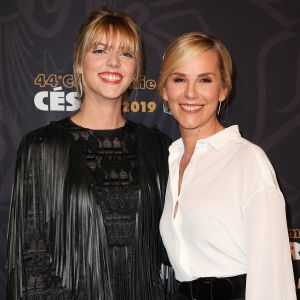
[184,82,198,100]
[106,53,120,68]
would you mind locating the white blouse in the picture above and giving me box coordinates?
[160,125,296,300]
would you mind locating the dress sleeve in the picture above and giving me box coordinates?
[6,134,68,299]
[156,131,178,298]
[243,185,296,300]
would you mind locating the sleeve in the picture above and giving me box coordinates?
[243,185,297,300]
[137,124,177,299]
[152,129,178,298]
[6,134,65,299]
[152,127,172,201]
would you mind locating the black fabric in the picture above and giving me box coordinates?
[6,118,175,300]
[171,292,245,300]
[173,274,246,300]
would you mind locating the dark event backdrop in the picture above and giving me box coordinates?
[0,0,299,298]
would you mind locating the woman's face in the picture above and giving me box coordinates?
[163,50,227,136]
[80,35,136,103]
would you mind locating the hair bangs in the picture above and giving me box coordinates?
[87,20,137,55]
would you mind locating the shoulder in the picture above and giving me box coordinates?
[236,136,271,167]
[235,136,266,159]
[234,136,279,187]
[127,121,171,164]
[129,121,172,147]
[18,118,72,153]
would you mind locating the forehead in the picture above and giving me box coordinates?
[174,50,220,74]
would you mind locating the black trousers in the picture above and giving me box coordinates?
[171,292,244,300]
[170,274,246,300]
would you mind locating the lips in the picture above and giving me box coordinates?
[180,104,204,112]
[98,72,123,84]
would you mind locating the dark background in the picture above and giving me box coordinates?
[1,0,300,298]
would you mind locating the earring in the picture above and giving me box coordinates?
[163,100,172,115]
[217,101,222,115]
[76,74,84,100]
[79,82,83,99]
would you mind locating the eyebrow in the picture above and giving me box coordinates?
[172,72,216,77]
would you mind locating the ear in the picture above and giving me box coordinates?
[163,87,169,101]
[77,60,83,74]
[219,86,228,102]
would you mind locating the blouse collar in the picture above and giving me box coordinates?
[169,125,242,154]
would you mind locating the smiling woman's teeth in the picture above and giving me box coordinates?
[181,104,203,111]
[100,74,121,81]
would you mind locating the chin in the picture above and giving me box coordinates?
[103,93,123,100]
[179,124,201,131]
[178,119,201,129]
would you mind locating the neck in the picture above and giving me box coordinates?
[180,120,224,158]
[71,96,125,130]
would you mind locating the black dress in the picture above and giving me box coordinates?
[7,118,175,300]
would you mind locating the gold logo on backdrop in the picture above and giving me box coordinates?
[33,73,158,113]
[133,75,157,90]
[34,74,74,88]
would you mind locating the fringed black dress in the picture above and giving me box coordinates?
[7,118,175,300]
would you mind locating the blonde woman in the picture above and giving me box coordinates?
[159,32,296,300]
[7,9,172,300]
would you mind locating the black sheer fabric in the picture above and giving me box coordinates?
[7,118,176,300]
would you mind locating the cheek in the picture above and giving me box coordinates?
[164,84,183,102]
[82,60,95,74]
[203,88,223,102]
[131,63,137,79]
[129,62,137,77]
[165,91,176,103]
[214,83,227,99]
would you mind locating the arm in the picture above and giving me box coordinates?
[7,124,112,299]
[243,185,296,300]
[153,129,178,298]
[6,134,63,299]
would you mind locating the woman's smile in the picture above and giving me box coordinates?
[180,104,204,112]
[98,72,123,84]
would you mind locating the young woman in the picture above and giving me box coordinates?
[7,9,172,300]
[158,32,296,300]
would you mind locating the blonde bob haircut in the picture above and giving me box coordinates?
[73,9,143,101]
[158,32,233,101]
